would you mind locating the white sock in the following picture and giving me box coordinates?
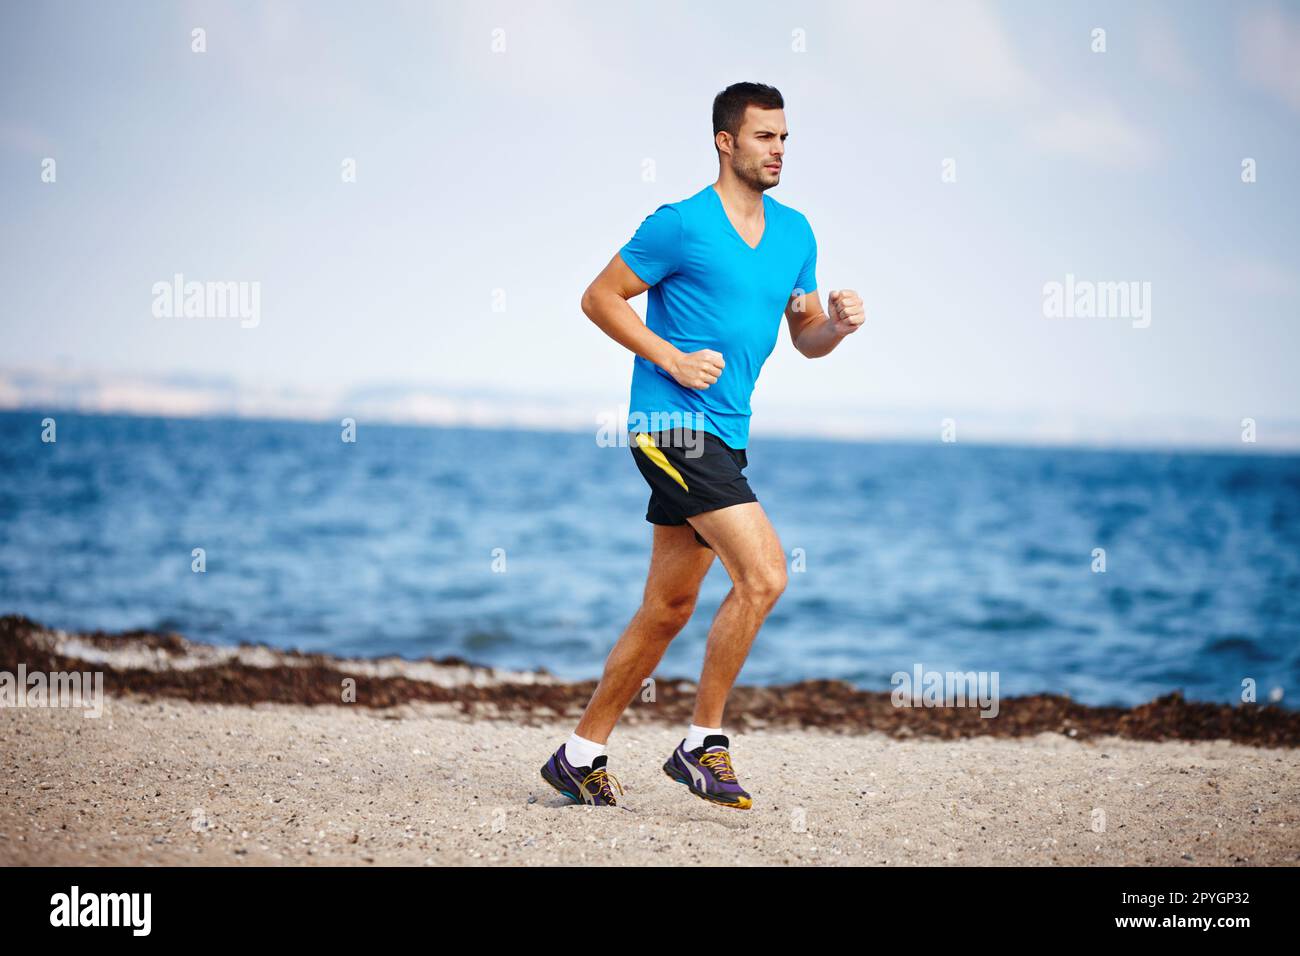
[685,723,723,751]
[565,732,606,768]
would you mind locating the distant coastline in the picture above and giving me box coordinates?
[5,366,1300,453]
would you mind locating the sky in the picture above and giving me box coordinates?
[1,0,1298,449]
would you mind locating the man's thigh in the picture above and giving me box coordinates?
[644,523,716,602]
[684,501,784,583]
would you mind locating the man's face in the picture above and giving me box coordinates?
[723,106,787,191]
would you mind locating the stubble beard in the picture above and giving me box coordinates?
[731,153,778,192]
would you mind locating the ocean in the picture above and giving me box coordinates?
[1,410,1296,708]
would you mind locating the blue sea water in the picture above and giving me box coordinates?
[1,410,1297,708]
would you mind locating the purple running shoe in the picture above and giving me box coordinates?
[539,744,624,807]
[663,734,752,809]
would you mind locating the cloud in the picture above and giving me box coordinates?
[1238,3,1300,111]
[1138,15,1201,90]
[445,0,1038,109]
[835,0,1040,105]
[835,1,1162,171]
[0,124,57,156]
[437,0,621,101]
[181,0,369,111]
[1225,259,1299,297]
[1027,103,1160,168]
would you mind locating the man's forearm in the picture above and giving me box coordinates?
[794,313,847,358]
[583,289,682,373]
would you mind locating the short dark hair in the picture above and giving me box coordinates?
[712,82,784,153]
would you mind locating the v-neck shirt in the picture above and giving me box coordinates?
[618,184,817,449]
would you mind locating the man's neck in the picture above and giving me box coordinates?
[712,172,764,221]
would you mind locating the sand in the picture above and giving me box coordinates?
[4,694,1298,867]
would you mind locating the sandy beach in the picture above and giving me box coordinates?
[3,615,1299,866]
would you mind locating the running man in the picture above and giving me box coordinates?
[540,82,864,809]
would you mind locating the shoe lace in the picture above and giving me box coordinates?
[699,749,737,783]
[581,766,624,803]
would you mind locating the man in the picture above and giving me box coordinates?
[540,82,864,809]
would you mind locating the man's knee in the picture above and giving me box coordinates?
[640,591,697,637]
[735,557,787,608]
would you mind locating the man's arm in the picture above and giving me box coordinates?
[784,288,865,358]
[581,254,725,390]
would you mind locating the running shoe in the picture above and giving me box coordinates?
[662,734,752,809]
[540,744,624,807]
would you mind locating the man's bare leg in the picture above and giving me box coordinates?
[573,523,715,743]
[683,501,787,727]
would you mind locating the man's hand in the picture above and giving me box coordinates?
[828,290,865,336]
[669,349,725,389]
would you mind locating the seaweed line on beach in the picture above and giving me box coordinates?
[3,614,1297,747]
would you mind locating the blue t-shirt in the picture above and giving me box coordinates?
[618,184,817,449]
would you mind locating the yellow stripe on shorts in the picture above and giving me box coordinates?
[634,432,689,492]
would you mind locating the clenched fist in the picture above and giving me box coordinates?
[669,349,725,390]
[828,290,865,336]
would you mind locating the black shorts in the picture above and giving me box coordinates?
[629,427,758,549]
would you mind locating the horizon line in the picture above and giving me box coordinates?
[4,401,1297,460]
